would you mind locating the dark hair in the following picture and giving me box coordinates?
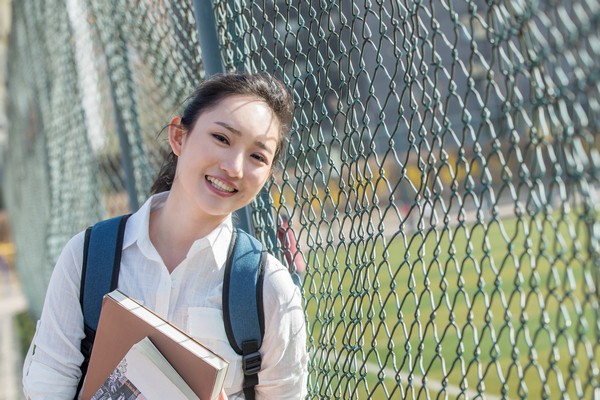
[150,73,294,194]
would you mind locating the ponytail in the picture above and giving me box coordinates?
[149,152,177,194]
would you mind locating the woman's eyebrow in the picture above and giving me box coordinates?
[214,121,273,154]
[215,121,241,135]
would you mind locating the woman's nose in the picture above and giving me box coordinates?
[221,152,244,178]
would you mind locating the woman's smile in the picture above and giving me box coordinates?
[206,176,238,194]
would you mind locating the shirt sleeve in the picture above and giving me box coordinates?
[255,255,309,399]
[23,232,87,399]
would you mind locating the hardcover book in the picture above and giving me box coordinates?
[81,290,228,400]
[91,336,198,400]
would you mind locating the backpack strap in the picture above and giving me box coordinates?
[223,228,266,400]
[75,214,130,398]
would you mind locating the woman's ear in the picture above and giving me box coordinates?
[168,116,185,156]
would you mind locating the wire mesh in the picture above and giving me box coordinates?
[3,0,600,398]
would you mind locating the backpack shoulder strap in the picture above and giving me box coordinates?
[75,214,130,398]
[222,228,266,400]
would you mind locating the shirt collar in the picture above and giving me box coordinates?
[187,217,233,267]
[122,191,167,250]
[123,191,234,268]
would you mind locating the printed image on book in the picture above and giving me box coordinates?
[91,337,199,400]
[91,360,144,400]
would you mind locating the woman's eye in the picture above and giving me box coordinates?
[212,134,229,144]
[252,153,269,164]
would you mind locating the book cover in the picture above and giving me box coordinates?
[91,337,198,400]
[81,290,228,400]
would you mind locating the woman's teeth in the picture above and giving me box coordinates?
[207,177,236,192]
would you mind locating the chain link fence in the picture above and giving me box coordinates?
[3,0,600,398]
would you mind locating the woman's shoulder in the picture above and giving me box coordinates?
[262,254,302,304]
[50,229,88,277]
[62,230,87,256]
[44,230,88,291]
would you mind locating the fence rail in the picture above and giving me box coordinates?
[4,0,600,398]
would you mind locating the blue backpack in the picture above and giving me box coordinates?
[76,214,266,400]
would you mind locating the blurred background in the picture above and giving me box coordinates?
[1,0,600,399]
[1,1,29,399]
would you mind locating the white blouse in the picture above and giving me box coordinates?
[23,192,308,399]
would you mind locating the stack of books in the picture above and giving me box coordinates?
[81,290,229,400]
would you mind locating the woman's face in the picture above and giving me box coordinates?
[169,94,280,221]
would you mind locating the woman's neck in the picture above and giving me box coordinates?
[148,191,228,272]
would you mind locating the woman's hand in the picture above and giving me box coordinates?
[219,390,228,400]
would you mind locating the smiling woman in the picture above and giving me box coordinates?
[150,73,293,196]
[22,73,307,400]
[161,95,281,240]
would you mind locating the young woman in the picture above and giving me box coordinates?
[23,73,308,399]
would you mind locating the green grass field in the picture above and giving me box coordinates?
[304,208,599,399]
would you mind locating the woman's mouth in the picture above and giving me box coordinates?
[206,176,237,193]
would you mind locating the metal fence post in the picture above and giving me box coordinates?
[110,75,139,213]
[110,1,139,212]
[191,0,225,77]
[192,0,255,235]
